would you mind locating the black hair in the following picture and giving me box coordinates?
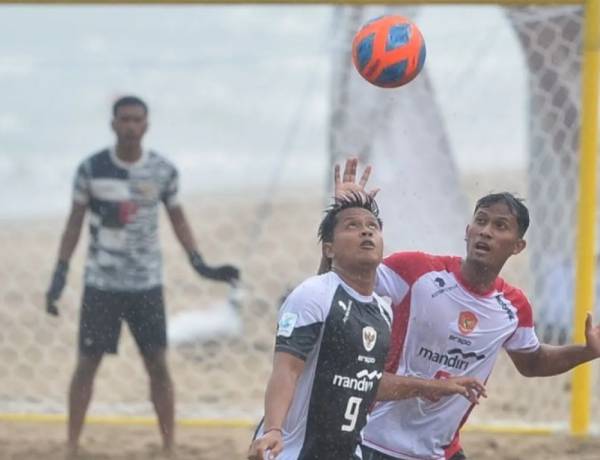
[112,95,148,117]
[474,192,530,237]
[318,193,382,243]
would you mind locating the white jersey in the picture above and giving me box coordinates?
[255,271,392,460]
[362,252,540,460]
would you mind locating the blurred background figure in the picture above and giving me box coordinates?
[45,95,239,456]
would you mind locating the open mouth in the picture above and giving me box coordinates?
[360,240,376,249]
[474,241,491,252]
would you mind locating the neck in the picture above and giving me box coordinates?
[332,265,376,296]
[116,143,142,163]
[460,258,500,294]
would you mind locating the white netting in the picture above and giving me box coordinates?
[0,4,598,433]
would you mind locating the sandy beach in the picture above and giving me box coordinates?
[2,421,600,460]
[1,187,599,458]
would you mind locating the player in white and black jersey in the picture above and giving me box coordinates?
[45,96,240,456]
[248,194,485,460]
[333,159,600,460]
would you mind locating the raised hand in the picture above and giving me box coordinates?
[334,157,380,201]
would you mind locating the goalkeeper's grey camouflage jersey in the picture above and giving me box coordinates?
[73,147,179,291]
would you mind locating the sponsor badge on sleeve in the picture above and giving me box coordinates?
[277,312,298,337]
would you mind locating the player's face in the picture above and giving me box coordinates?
[465,202,526,270]
[111,104,148,146]
[328,207,383,271]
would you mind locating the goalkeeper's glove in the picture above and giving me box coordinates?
[46,260,68,316]
[188,250,240,284]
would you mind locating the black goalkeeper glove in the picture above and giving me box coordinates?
[46,260,68,316]
[188,250,240,284]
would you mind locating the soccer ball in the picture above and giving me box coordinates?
[352,15,426,88]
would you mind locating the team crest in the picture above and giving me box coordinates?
[362,326,377,351]
[458,311,478,335]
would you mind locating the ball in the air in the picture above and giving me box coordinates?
[352,15,426,88]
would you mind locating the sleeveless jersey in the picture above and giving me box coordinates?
[72,147,178,291]
[256,271,393,460]
[362,252,540,460]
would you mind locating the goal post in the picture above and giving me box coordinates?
[571,0,599,437]
[0,0,598,438]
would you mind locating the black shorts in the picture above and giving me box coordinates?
[356,444,467,460]
[79,286,167,355]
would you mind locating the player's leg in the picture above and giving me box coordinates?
[141,348,175,452]
[68,286,123,454]
[67,353,103,455]
[126,287,174,452]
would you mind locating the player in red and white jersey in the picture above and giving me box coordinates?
[332,159,600,460]
[362,250,536,460]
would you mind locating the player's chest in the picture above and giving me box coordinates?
[322,299,390,361]
[408,282,519,349]
[90,173,163,205]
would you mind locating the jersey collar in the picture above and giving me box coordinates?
[109,146,149,169]
[451,258,501,298]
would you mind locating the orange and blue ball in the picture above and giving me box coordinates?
[352,15,426,88]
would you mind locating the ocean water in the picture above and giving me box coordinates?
[0,5,527,219]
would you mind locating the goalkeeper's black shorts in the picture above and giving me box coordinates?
[79,285,166,355]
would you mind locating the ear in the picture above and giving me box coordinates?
[464,224,470,242]
[322,242,334,260]
[513,238,526,255]
[111,118,116,132]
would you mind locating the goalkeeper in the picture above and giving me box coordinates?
[45,95,239,457]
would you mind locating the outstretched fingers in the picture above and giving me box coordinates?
[342,157,358,183]
[358,165,371,187]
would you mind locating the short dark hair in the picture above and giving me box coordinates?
[318,193,382,243]
[112,95,148,117]
[474,192,530,237]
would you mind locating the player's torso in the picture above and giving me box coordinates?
[286,282,391,460]
[402,270,519,380]
[84,149,173,290]
[364,269,520,460]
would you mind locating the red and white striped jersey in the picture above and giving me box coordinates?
[361,251,540,460]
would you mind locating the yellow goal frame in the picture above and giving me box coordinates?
[0,0,598,437]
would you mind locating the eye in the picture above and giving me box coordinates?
[367,222,379,229]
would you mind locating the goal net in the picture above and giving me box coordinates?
[0,3,597,432]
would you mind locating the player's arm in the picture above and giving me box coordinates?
[46,201,87,316]
[376,372,486,404]
[248,352,304,460]
[166,205,239,284]
[508,313,600,377]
